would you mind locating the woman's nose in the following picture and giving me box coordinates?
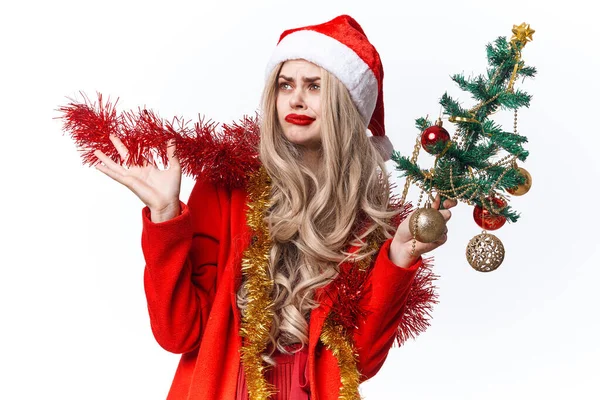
[289,89,306,109]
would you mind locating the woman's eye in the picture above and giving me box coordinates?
[309,84,320,90]
[279,82,291,90]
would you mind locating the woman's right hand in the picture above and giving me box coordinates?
[93,134,182,223]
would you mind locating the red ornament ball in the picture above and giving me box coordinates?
[473,197,507,230]
[421,124,450,154]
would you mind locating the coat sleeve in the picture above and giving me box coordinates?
[141,177,223,354]
[352,238,423,381]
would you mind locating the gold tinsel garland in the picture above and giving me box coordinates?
[240,167,379,400]
[320,240,380,400]
[239,166,277,400]
[320,320,361,400]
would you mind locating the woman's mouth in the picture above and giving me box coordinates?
[285,114,316,126]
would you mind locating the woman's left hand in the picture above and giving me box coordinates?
[389,194,458,268]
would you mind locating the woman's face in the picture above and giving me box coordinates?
[276,60,322,151]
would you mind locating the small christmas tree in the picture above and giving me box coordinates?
[392,23,536,272]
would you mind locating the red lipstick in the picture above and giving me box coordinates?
[285,113,315,126]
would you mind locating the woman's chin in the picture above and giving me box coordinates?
[283,130,321,150]
[287,138,322,152]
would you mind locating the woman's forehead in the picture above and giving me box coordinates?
[279,59,322,77]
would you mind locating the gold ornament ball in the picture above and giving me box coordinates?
[409,207,447,243]
[466,232,505,272]
[507,167,532,196]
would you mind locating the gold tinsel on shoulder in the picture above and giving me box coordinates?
[239,166,277,400]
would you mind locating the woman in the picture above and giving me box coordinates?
[93,15,456,400]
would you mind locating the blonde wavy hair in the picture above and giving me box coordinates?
[236,62,397,363]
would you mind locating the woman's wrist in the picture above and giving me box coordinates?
[389,239,421,269]
[150,201,181,223]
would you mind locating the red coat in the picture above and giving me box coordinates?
[141,175,423,400]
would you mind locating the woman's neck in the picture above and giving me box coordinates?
[301,148,322,176]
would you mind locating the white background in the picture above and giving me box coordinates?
[1,0,598,399]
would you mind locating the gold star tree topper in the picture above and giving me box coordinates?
[511,23,535,46]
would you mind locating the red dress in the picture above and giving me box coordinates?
[236,344,310,400]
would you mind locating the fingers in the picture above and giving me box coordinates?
[141,152,156,168]
[93,149,124,175]
[93,149,131,186]
[425,193,454,230]
[432,193,459,210]
[434,233,448,246]
[166,138,180,168]
[438,225,449,243]
[109,134,163,168]
[439,209,452,222]
[432,194,441,209]
[420,226,449,251]
[108,134,129,162]
[443,198,458,209]
[94,153,125,183]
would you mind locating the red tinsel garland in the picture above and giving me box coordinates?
[395,256,438,346]
[57,93,123,167]
[57,92,261,188]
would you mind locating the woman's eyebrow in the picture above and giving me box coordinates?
[278,75,321,82]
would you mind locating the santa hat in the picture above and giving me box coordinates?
[265,14,393,158]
